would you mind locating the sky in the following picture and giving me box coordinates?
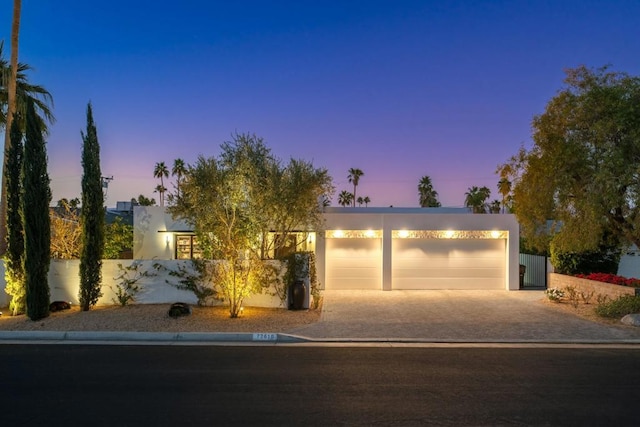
[2,0,640,208]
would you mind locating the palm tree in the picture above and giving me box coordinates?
[418,175,441,207]
[465,186,491,213]
[153,161,169,206]
[338,190,354,207]
[154,184,166,206]
[1,44,55,133]
[172,158,186,198]
[363,196,370,207]
[489,200,501,214]
[347,168,364,207]
[356,196,364,207]
[497,177,511,214]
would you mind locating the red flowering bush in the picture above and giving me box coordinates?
[574,272,640,287]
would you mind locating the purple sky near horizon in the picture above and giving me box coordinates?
[2,0,640,208]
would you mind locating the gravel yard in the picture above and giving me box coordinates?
[0,303,322,333]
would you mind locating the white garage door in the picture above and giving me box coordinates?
[325,238,382,290]
[392,239,505,289]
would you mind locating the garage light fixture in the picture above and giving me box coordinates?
[326,229,382,239]
[392,230,508,239]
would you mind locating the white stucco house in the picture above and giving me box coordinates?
[134,206,520,291]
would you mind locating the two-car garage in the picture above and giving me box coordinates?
[318,208,519,291]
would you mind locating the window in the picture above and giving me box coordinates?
[175,235,202,259]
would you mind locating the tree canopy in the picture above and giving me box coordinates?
[499,65,640,253]
[168,133,333,317]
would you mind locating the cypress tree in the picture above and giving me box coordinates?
[23,100,51,320]
[79,103,104,310]
[4,116,25,315]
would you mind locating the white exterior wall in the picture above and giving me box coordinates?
[132,207,519,292]
[134,206,192,260]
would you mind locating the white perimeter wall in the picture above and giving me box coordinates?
[0,259,287,309]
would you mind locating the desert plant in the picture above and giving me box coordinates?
[596,293,610,306]
[595,295,640,318]
[159,259,220,306]
[110,262,154,306]
[564,286,580,308]
[579,290,595,305]
[544,288,564,302]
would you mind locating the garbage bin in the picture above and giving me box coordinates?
[289,280,306,310]
[519,264,526,289]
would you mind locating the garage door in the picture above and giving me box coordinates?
[392,239,505,289]
[325,238,382,290]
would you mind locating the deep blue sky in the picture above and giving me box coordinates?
[2,0,639,207]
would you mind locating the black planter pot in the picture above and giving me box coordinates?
[289,280,306,310]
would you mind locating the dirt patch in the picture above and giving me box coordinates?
[540,297,621,326]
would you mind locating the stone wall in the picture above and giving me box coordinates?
[549,273,640,299]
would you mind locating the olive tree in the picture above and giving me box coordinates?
[169,133,333,317]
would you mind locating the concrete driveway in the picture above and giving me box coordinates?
[289,290,640,342]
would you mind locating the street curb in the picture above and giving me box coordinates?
[0,330,310,343]
[1,330,640,345]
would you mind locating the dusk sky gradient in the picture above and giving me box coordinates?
[2,1,640,207]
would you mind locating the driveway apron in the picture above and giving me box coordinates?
[289,290,640,342]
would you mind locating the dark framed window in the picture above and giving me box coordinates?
[175,235,202,259]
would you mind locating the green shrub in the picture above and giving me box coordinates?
[550,243,621,275]
[595,295,640,318]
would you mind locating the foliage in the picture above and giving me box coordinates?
[574,272,640,288]
[50,205,81,259]
[499,66,640,253]
[347,168,364,207]
[168,133,333,316]
[110,261,154,306]
[159,259,220,306]
[79,103,104,311]
[563,286,579,308]
[22,100,51,320]
[595,295,640,318]
[338,190,353,207]
[104,217,133,259]
[308,252,321,309]
[0,41,55,134]
[4,117,24,315]
[276,252,321,309]
[134,194,155,206]
[418,175,441,207]
[153,161,169,206]
[550,242,620,275]
[544,288,564,302]
[464,186,491,213]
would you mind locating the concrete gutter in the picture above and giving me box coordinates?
[0,330,309,344]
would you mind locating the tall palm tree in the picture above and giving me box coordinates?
[418,175,441,207]
[1,44,55,133]
[497,177,511,214]
[338,190,353,207]
[172,158,186,198]
[153,161,169,206]
[347,168,364,207]
[363,196,370,207]
[464,186,491,214]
